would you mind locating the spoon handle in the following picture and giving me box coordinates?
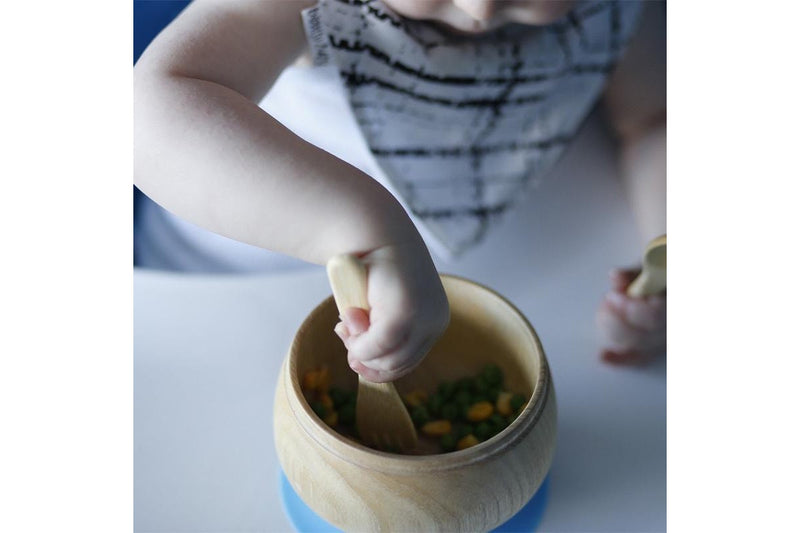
[327,255,418,451]
[627,269,666,298]
[327,254,369,312]
[627,235,667,298]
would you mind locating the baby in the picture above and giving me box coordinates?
[134,0,666,380]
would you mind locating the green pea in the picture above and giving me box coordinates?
[437,381,456,400]
[454,390,471,408]
[456,423,475,439]
[475,375,490,394]
[489,414,508,436]
[487,387,501,403]
[310,401,328,419]
[490,413,507,429]
[440,433,457,453]
[411,405,431,427]
[441,402,459,421]
[428,393,444,416]
[456,377,476,393]
[338,402,355,425]
[472,393,488,404]
[329,387,350,408]
[475,421,492,440]
[482,364,504,386]
[510,393,527,412]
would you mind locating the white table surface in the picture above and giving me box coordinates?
[134,115,665,533]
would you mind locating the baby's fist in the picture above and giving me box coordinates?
[333,243,449,382]
[596,268,666,365]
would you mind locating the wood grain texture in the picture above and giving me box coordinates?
[326,254,418,452]
[326,254,369,311]
[274,275,557,532]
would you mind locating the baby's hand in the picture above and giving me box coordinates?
[596,268,666,365]
[333,243,449,382]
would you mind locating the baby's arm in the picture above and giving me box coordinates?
[135,0,416,262]
[135,0,448,379]
[598,1,666,364]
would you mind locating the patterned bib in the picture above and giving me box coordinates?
[302,0,642,256]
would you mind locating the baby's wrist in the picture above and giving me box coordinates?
[339,203,428,263]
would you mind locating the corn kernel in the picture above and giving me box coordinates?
[457,434,480,450]
[301,371,316,391]
[421,420,452,437]
[496,392,513,416]
[316,367,330,391]
[301,367,330,392]
[402,389,429,408]
[466,401,494,422]
[320,393,334,411]
[323,411,338,427]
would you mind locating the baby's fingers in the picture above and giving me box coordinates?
[347,357,415,383]
[347,331,436,382]
[604,291,665,332]
[345,316,412,362]
[333,307,370,348]
[334,322,350,343]
[345,315,440,382]
[601,348,651,366]
[609,268,641,292]
[597,299,649,350]
[597,266,666,364]
[341,307,369,335]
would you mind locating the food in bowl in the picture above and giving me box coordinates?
[301,363,528,454]
[275,275,556,531]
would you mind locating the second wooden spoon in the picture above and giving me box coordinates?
[627,234,667,298]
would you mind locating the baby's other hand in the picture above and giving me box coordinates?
[333,243,449,383]
[596,268,666,365]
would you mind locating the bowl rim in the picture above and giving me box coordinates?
[283,273,552,473]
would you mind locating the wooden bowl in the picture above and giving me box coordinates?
[274,275,557,532]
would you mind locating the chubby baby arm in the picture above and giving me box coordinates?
[599,1,666,364]
[135,0,412,264]
[134,0,449,380]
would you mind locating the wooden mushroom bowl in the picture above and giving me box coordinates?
[273,274,557,532]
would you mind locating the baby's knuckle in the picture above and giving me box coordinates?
[375,321,411,354]
[363,355,404,376]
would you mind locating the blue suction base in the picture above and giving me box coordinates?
[279,470,549,532]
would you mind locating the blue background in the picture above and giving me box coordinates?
[134,1,191,64]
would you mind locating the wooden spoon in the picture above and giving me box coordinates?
[326,254,418,452]
[627,234,667,297]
